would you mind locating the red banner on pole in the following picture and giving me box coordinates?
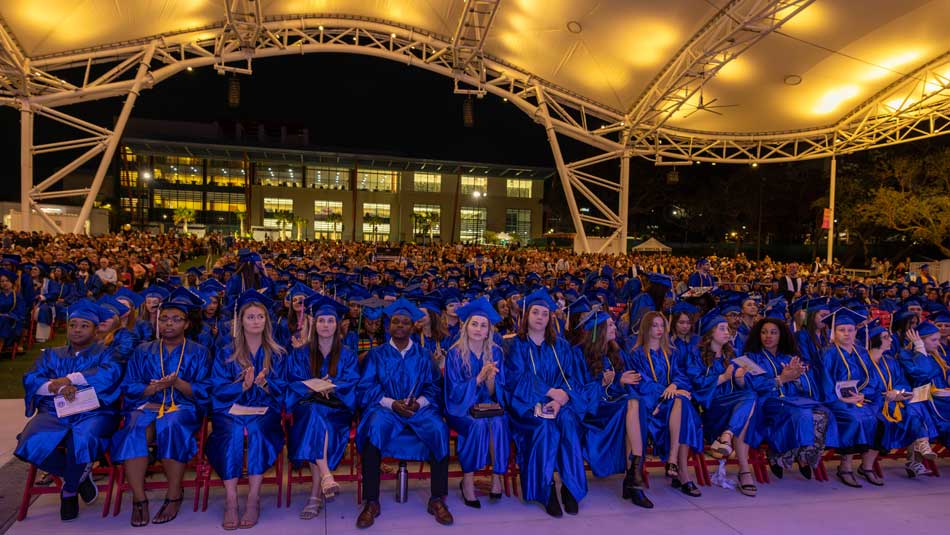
[821,208,831,230]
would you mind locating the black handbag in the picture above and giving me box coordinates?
[470,403,504,418]
[306,394,347,409]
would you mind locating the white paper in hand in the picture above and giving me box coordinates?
[228,404,268,416]
[732,356,766,376]
[302,378,336,393]
[54,387,100,418]
[835,380,859,401]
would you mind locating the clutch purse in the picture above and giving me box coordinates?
[470,402,504,418]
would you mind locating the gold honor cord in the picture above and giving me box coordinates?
[834,344,869,407]
[646,347,671,384]
[869,355,902,423]
[529,343,573,391]
[158,340,187,418]
[760,351,785,398]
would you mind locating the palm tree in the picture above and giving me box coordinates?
[274,210,294,240]
[363,213,381,242]
[173,207,196,234]
[412,211,439,244]
[326,212,344,240]
[294,215,308,240]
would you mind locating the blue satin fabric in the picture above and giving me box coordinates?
[0,290,25,343]
[285,345,359,469]
[504,336,590,504]
[444,346,510,474]
[899,348,950,444]
[744,350,839,453]
[625,346,703,460]
[106,328,139,365]
[356,341,448,461]
[135,318,156,344]
[110,340,211,464]
[15,343,122,471]
[626,294,657,335]
[579,353,647,478]
[207,343,287,479]
[681,347,757,444]
[819,345,882,449]
[795,329,828,367]
[869,353,936,449]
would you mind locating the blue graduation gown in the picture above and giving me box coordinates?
[744,350,839,453]
[208,344,287,479]
[37,279,68,325]
[356,340,448,461]
[504,336,590,504]
[111,340,211,464]
[135,318,156,344]
[868,353,935,450]
[626,294,657,335]
[285,345,359,469]
[579,351,647,478]
[897,348,950,444]
[681,347,757,444]
[818,345,882,450]
[0,290,25,344]
[687,272,717,288]
[106,328,139,365]
[15,343,122,470]
[624,346,703,460]
[444,346,510,474]
[795,330,828,367]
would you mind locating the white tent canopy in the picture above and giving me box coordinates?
[631,237,672,253]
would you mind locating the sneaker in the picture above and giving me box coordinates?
[60,494,79,522]
[78,468,98,505]
[915,439,938,461]
[905,460,931,478]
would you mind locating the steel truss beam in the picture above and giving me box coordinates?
[450,0,502,89]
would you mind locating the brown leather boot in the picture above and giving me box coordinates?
[355,501,380,529]
[427,497,454,526]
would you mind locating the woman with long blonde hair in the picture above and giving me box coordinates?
[209,290,287,530]
[626,311,703,497]
[445,297,509,508]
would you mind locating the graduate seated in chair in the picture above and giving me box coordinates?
[354,298,453,529]
[444,297,509,509]
[110,288,212,527]
[15,299,123,522]
[209,290,288,530]
[0,268,26,350]
[285,295,360,520]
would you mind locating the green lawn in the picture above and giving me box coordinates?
[0,255,217,399]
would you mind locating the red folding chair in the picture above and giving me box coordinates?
[283,417,360,507]
[200,415,286,511]
[17,454,116,521]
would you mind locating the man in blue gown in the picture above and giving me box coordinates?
[355,298,453,528]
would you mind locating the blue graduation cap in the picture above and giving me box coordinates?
[441,288,462,305]
[97,296,129,319]
[579,309,611,332]
[0,268,16,282]
[305,295,348,320]
[821,307,866,328]
[522,287,557,312]
[234,289,275,312]
[383,297,425,321]
[647,273,672,288]
[199,278,226,293]
[186,267,203,278]
[141,285,170,301]
[1,253,21,266]
[699,310,727,336]
[671,301,700,315]
[113,287,144,308]
[161,287,206,313]
[67,299,103,325]
[932,310,950,324]
[287,281,316,301]
[457,296,502,324]
[917,321,940,338]
[567,295,593,315]
[167,276,183,288]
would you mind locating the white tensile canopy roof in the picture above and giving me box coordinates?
[632,237,672,253]
[2,1,948,252]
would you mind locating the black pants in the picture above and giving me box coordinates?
[360,441,448,503]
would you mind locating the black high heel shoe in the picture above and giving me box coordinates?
[459,481,481,509]
[622,455,654,509]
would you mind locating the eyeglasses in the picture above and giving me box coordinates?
[158,316,187,324]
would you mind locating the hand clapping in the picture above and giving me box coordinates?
[619,370,642,385]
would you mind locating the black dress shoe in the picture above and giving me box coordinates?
[488,492,503,502]
[770,463,784,479]
[427,497,454,526]
[61,494,80,522]
[544,485,562,518]
[459,481,481,509]
[560,485,578,515]
[799,464,813,480]
[356,501,380,529]
[78,474,98,505]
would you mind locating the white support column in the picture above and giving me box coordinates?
[72,43,156,234]
[537,93,589,252]
[20,102,32,231]
[618,152,630,255]
[826,155,836,266]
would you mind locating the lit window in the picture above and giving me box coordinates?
[412,204,441,243]
[314,200,344,240]
[505,208,531,243]
[506,179,532,199]
[413,172,441,193]
[459,206,487,244]
[263,197,293,228]
[461,175,487,195]
[362,203,391,242]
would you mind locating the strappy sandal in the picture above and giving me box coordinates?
[299,496,323,520]
[130,499,149,527]
[710,431,734,459]
[152,492,183,524]
[239,498,261,529]
[320,473,340,500]
[664,462,679,479]
[679,481,702,497]
[222,500,239,531]
[857,466,883,486]
[835,467,862,488]
[737,471,758,497]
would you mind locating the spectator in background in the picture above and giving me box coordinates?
[95,258,117,286]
